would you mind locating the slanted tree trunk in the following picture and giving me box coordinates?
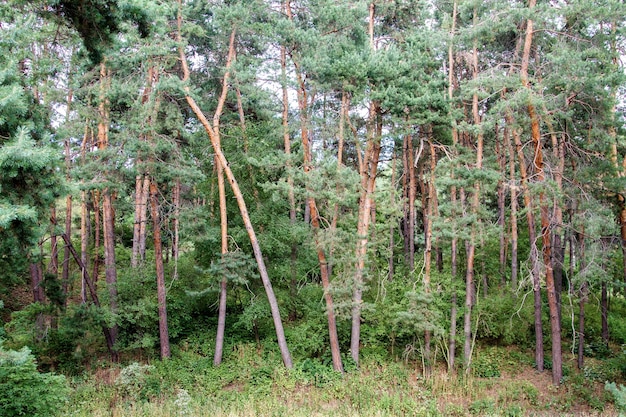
[60,233,117,357]
[177,16,292,368]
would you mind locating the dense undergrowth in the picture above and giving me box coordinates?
[60,342,622,417]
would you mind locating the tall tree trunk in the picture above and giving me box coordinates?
[279,37,299,322]
[521,0,561,384]
[422,137,437,373]
[177,17,292,368]
[511,115,543,372]
[351,99,382,366]
[389,147,397,281]
[149,180,171,359]
[463,19,483,373]
[98,61,119,361]
[447,0,458,373]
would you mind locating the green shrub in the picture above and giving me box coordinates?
[0,343,68,417]
[606,382,626,412]
[472,348,502,378]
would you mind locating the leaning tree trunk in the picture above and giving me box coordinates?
[177,16,292,368]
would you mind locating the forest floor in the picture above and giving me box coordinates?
[63,343,621,417]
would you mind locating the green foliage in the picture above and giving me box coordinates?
[606,382,626,413]
[0,342,68,417]
[472,348,502,378]
[116,361,156,402]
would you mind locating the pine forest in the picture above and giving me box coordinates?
[2,0,626,415]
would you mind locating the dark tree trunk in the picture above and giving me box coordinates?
[602,281,609,346]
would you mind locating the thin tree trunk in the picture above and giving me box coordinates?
[80,188,88,303]
[447,0,458,373]
[139,175,150,262]
[389,147,397,281]
[496,128,507,285]
[284,0,343,373]
[132,175,143,268]
[149,180,171,359]
[511,115,543,372]
[577,282,587,369]
[463,19,483,373]
[172,179,180,279]
[504,125,518,290]
[602,281,609,346]
[406,133,416,271]
[214,157,228,366]
[521,0,561,384]
[280,37,299,322]
[98,61,119,361]
[92,190,101,284]
[577,226,587,369]
[50,206,59,276]
[351,98,382,366]
[177,16,292,368]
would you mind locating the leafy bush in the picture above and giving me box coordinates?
[472,348,502,378]
[0,343,68,417]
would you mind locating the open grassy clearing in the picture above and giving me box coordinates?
[63,343,620,417]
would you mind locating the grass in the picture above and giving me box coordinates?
[61,344,620,417]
